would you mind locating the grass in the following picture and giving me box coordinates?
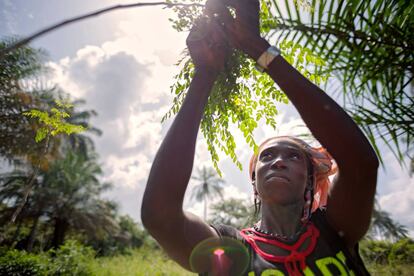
[366,264,414,276]
[89,246,196,276]
[89,246,414,276]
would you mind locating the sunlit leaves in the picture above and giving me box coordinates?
[166,0,204,32]
[165,2,330,174]
[279,40,330,85]
[23,100,86,143]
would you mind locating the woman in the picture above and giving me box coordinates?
[141,0,378,275]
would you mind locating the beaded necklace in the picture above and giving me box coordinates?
[240,222,320,276]
[252,222,308,242]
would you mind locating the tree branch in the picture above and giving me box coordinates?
[0,1,203,59]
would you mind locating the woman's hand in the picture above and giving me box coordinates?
[206,0,269,60]
[187,17,231,74]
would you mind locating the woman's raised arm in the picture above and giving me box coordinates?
[212,0,379,247]
[141,19,229,271]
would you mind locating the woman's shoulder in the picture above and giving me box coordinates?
[209,224,244,240]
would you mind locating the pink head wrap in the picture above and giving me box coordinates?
[248,136,338,214]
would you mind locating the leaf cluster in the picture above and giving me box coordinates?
[268,0,414,167]
[0,240,95,275]
[0,39,99,168]
[0,39,48,163]
[165,1,330,174]
[360,238,414,266]
[23,100,86,143]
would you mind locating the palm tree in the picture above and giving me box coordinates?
[0,39,48,165]
[367,203,408,242]
[260,0,413,242]
[41,151,118,248]
[209,198,257,229]
[0,151,118,250]
[264,0,414,165]
[0,171,46,250]
[190,166,225,220]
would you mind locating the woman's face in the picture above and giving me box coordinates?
[254,138,309,206]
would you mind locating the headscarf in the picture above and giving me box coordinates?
[248,136,338,214]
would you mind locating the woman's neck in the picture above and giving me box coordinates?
[259,201,304,238]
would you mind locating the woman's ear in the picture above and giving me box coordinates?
[252,180,259,196]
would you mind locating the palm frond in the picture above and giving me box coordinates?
[268,0,414,167]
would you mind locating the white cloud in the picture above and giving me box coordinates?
[45,9,188,220]
[103,153,151,188]
[378,152,414,236]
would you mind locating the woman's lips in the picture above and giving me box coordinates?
[266,174,290,182]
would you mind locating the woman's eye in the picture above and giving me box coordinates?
[261,152,272,159]
[290,153,300,160]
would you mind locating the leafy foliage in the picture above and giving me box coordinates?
[23,100,86,143]
[360,238,414,266]
[388,238,414,265]
[0,150,119,251]
[48,240,95,276]
[88,215,145,256]
[0,247,48,275]
[267,0,414,166]
[360,239,393,265]
[165,1,329,174]
[166,0,414,172]
[208,198,257,229]
[367,207,409,242]
[0,39,100,168]
[0,240,95,276]
[0,39,49,164]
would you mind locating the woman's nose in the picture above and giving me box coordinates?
[271,158,287,169]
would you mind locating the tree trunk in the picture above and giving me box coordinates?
[51,217,69,249]
[26,215,40,252]
[11,218,23,246]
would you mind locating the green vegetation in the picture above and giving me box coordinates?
[0,242,194,276]
[1,239,414,275]
[1,0,413,274]
[166,0,414,173]
[0,41,143,258]
[208,198,257,229]
[89,246,195,276]
[23,100,86,143]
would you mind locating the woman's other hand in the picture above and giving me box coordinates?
[186,17,231,74]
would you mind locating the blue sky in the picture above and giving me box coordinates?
[1,0,413,236]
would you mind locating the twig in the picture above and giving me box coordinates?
[0,2,203,59]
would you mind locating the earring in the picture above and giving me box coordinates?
[301,186,313,223]
[254,194,261,215]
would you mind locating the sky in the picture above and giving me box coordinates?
[1,0,413,237]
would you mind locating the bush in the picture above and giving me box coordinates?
[0,240,96,276]
[0,249,48,276]
[360,238,414,266]
[86,215,145,257]
[388,238,414,265]
[360,239,392,265]
[48,240,95,276]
